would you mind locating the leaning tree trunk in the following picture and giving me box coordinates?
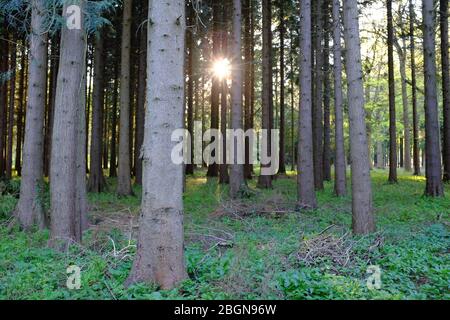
[422,0,444,197]
[50,1,87,249]
[297,0,317,209]
[117,0,133,195]
[126,0,187,290]
[15,0,48,230]
[87,33,106,192]
[409,0,420,176]
[332,0,346,197]
[230,0,246,198]
[441,0,449,182]
[387,0,397,183]
[343,0,376,235]
[257,0,273,189]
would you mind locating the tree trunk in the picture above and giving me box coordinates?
[15,0,48,230]
[278,0,286,175]
[322,0,332,181]
[343,0,376,234]
[117,0,134,195]
[134,10,147,185]
[409,0,420,176]
[297,0,317,209]
[207,2,221,178]
[332,0,346,197]
[244,0,253,179]
[257,0,273,189]
[15,41,27,176]
[230,0,246,198]
[312,0,324,190]
[422,0,444,197]
[387,0,397,183]
[88,33,106,192]
[6,34,17,179]
[394,34,412,172]
[50,1,88,248]
[0,27,7,178]
[110,58,119,178]
[441,0,450,182]
[126,0,187,289]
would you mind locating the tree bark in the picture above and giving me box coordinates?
[15,41,27,176]
[257,0,274,189]
[6,34,17,179]
[278,0,286,175]
[343,0,376,234]
[87,33,106,192]
[230,0,246,198]
[117,0,134,195]
[387,0,397,183]
[15,0,48,230]
[332,0,346,197]
[50,1,88,248]
[440,0,450,182]
[409,0,420,176]
[110,56,119,178]
[322,0,332,181]
[207,2,221,178]
[134,10,147,185]
[312,0,324,190]
[297,0,317,209]
[126,0,187,289]
[422,0,444,197]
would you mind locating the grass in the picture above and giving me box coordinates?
[0,170,448,300]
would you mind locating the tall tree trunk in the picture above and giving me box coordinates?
[50,1,88,248]
[0,28,7,178]
[117,0,134,195]
[243,0,253,179]
[15,0,48,229]
[186,1,195,176]
[109,60,119,178]
[322,0,332,181]
[134,10,147,185]
[15,41,27,176]
[422,0,444,197]
[395,39,412,172]
[207,2,221,178]
[312,0,324,190]
[6,34,17,179]
[343,0,376,234]
[409,0,420,176]
[290,34,296,172]
[87,33,106,192]
[297,0,317,209]
[278,0,286,175]
[219,2,230,185]
[126,0,187,289]
[230,0,246,198]
[258,0,274,189]
[332,0,346,197]
[441,0,450,182]
[387,0,397,183]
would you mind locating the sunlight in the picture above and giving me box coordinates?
[212,58,231,80]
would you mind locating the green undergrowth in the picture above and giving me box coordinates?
[0,170,448,300]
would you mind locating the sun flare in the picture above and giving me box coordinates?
[212,58,231,80]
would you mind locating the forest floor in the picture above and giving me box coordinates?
[0,170,449,300]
